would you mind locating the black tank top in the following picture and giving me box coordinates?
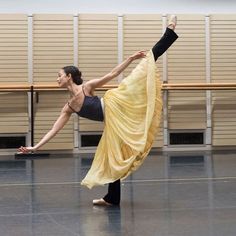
[68,86,104,122]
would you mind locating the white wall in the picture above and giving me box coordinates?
[0,0,236,14]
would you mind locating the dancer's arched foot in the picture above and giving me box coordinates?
[168,15,177,30]
[93,198,112,206]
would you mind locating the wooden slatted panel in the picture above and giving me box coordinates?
[123,14,163,76]
[0,92,28,133]
[0,14,28,83]
[33,14,74,82]
[211,15,236,146]
[33,15,74,150]
[168,15,206,129]
[212,92,236,146]
[123,14,163,147]
[211,14,236,83]
[168,91,206,129]
[78,14,118,132]
[0,15,28,134]
[34,91,74,150]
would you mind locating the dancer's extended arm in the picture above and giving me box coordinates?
[18,105,72,153]
[86,50,146,90]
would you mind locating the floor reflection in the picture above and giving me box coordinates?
[168,153,209,179]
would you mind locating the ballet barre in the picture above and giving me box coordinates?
[162,83,236,90]
[32,83,236,91]
[2,83,236,92]
[0,84,30,92]
[2,83,236,91]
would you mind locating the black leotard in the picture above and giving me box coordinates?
[68,86,104,122]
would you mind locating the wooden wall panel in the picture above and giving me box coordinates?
[0,92,28,133]
[33,14,74,83]
[0,14,28,84]
[0,15,28,134]
[78,14,118,132]
[123,14,163,76]
[211,15,236,146]
[33,15,74,150]
[168,15,206,130]
[211,14,236,83]
[34,91,74,150]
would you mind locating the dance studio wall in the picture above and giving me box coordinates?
[0,14,236,150]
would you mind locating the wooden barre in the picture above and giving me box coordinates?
[162,83,236,90]
[1,83,236,91]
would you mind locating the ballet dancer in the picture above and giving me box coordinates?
[19,15,178,206]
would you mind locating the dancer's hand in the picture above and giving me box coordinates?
[18,146,36,153]
[130,50,147,61]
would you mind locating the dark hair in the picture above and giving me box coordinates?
[62,65,83,85]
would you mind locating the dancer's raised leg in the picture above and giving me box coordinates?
[152,15,178,61]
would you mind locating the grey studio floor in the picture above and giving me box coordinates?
[0,150,236,236]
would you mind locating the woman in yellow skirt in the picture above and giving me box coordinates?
[19,15,178,206]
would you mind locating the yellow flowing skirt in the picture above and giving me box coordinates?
[81,50,162,189]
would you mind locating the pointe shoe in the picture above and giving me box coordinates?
[92,198,112,206]
[168,15,177,30]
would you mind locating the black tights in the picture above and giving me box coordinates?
[152,27,178,61]
[103,28,178,205]
[103,179,121,205]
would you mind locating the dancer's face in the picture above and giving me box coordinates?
[57,69,70,87]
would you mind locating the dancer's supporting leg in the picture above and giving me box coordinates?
[103,179,120,204]
[93,15,178,207]
[93,179,120,206]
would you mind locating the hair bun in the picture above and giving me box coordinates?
[62,65,83,85]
